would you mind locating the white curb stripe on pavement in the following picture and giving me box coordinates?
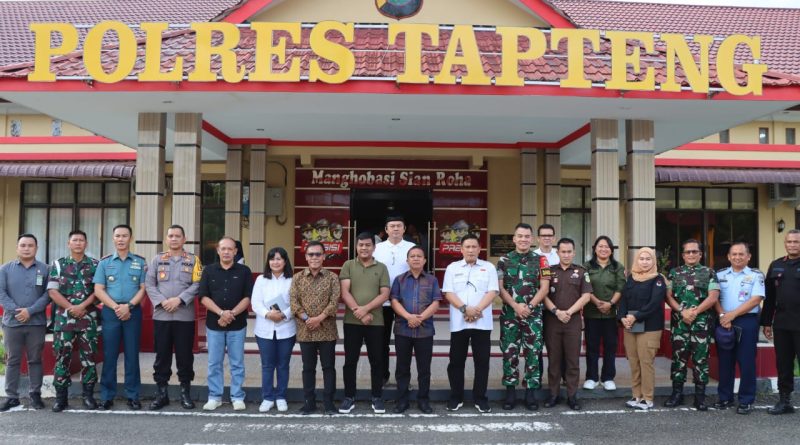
[202,421,561,433]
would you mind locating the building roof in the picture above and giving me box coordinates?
[549,0,800,76]
[0,0,244,69]
[0,161,135,178]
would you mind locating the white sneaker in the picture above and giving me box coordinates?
[276,399,288,412]
[203,399,222,411]
[635,400,654,411]
[583,379,598,390]
[602,380,617,391]
[625,398,641,408]
[259,400,274,412]
[232,400,246,411]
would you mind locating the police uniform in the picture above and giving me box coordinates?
[144,250,202,405]
[716,265,765,407]
[761,255,800,405]
[47,255,100,401]
[93,252,147,403]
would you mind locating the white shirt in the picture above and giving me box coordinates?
[374,238,416,306]
[251,273,296,340]
[534,248,559,268]
[442,258,499,332]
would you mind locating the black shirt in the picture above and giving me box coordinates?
[761,255,800,331]
[618,275,666,332]
[198,262,253,331]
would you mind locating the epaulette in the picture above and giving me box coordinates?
[130,253,146,261]
[159,252,170,260]
[101,254,113,260]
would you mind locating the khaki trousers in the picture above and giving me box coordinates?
[623,330,662,402]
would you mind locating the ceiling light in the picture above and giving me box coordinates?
[525,131,534,135]
[391,118,401,121]
[256,128,265,132]
[162,100,172,104]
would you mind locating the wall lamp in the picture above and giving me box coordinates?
[777,218,786,233]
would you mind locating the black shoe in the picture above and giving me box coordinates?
[446,399,463,411]
[29,393,45,410]
[418,400,433,414]
[736,403,753,415]
[475,400,492,413]
[713,399,734,410]
[502,386,516,410]
[544,395,561,408]
[525,388,539,411]
[180,383,195,409]
[52,388,69,413]
[371,397,386,414]
[323,401,337,415]
[82,383,97,410]
[149,385,170,411]
[768,395,795,415]
[127,399,142,410]
[567,396,581,411]
[693,384,708,412]
[300,400,317,415]
[664,382,684,408]
[0,398,20,412]
[338,397,355,414]
[394,401,410,413]
[99,400,114,410]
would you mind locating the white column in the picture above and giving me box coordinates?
[225,144,243,240]
[520,148,538,228]
[134,113,166,260]
[625,119,656,266]
[590,119,620,243]
[172,113,202,255]
[544,148,561,235]
[249,144,267,273]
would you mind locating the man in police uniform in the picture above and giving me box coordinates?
[761,229,800,415]
[497,222,550,411]
[714,241,765,415]
[443,233,499,413]
[664,239,719,411]
[94,224,147,410]
[145,224,202,410]
[48,230,100,412]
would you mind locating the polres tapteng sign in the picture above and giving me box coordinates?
[28,21,766,96]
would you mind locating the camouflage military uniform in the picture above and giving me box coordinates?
[47,255,100,389]
[497,250,551,389]
[667,265,720,384]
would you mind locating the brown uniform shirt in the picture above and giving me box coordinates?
[289,268,340,342]
[547,264,593,328]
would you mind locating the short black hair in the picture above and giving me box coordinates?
[514,223,533,233]
[460,233,480,245]
[113,224,133,236]
[265,247,292,278]
[168,224,186,236]
[556,237,575,250]
[17,233,37,245]
[305,241,325,254]
[730,240,750,254]
[386,215,405,225]
[68,230,87,240]
[356,232,375,243]
[681,238,703,252]
[537,223,555,236]
[407,245,427,259]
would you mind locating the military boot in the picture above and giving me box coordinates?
[82,383,97,410]
[502,386,516,410]
[664,382,684,407]
[180,382,195,409]
[52,388,69,413]
[149,385,170,411]
[693,384,708,411]
[768,393,795,415]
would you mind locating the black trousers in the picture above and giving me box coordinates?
[152,320,195,385]
[774,328,800,395]
[447,329,491,404]
[395,335,433,402]
[584,318,619,382]
[382,306,395,380]
[343,323,384,398]
[299,340,336,403]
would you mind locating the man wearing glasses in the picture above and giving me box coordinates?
[373,216,416,386]
[534,224,559,267]
[664,239,719,411]
[443,233,499,413]
[290,241,341,415]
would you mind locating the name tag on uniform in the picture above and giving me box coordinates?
[36,274,44,286]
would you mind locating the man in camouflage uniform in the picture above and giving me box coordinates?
[497,223,551,410]
[47,230,100,412]
[664,239,720,411]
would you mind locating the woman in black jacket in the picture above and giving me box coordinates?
[618,247,666,411]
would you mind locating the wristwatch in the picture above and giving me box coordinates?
[301,313,309,321]
[550,306,558,315]
[458,304,467,314]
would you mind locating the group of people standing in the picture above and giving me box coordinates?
[1,220,798,417]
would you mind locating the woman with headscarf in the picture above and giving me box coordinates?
[618,247,666,411]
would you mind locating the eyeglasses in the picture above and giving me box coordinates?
[538,234,554,238]
[306,252,324,257]
[683,250,701,255]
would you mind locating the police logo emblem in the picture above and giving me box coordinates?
[375,0,423,20]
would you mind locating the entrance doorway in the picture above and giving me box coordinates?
[350,189,433,263]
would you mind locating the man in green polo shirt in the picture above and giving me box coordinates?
[339,232,390,414]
